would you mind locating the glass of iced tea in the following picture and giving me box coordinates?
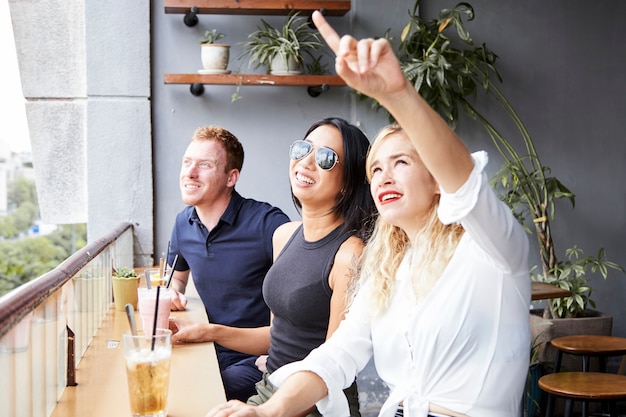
[123,329,172,417]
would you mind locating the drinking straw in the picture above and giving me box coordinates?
[151,286,161,351]
[159,256,165,279]
[125,304,140,349]
[165,241,171,276]
[165,254,179,289]
[144,269,152,289]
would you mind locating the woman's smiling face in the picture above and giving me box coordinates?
[290,124,345,210]
[368,132,439,235]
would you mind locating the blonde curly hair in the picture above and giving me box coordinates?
[359,124,465,315]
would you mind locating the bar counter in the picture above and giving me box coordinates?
[51,278,225,417]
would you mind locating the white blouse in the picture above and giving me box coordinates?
[270,151,531,417]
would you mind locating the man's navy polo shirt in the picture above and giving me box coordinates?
[169,190,289,367]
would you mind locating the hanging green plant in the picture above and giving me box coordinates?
[364,0,624,319]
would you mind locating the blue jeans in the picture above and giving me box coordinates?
[220,356,263,401]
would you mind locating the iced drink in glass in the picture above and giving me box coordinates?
[145,268,165,287]
[123,329,172,417]
[137,287,171,334]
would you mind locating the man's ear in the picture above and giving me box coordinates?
[227,169,240,188]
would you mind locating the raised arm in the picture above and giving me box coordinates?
[312,11,474,193]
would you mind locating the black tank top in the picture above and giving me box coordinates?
[263,224,353,373]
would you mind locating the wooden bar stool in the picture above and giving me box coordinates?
[538,372,626,417]
[551,335,626,373]
[540,335,626,417]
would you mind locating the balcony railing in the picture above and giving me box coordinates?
[0,222,134,417]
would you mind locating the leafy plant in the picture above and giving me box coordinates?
[112,266,137,278]
[240,12,324,73]
[200,29,226,44]
[372,0,624,318]
[305,55,330,75]
[536,246,624,318]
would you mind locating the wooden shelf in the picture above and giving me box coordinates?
[164,73,346,86]
[163,74,346,97]
[164,0,351,16]
[164,73,347,97]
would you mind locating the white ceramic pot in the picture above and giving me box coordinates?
[201,44,230,71]
[270,54,301,75]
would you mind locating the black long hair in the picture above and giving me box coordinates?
[291,117,377,242]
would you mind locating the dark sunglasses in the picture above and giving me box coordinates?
[289,140,340,171]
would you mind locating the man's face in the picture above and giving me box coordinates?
[179,140,235,208]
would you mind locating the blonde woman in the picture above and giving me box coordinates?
[206,11,530,417]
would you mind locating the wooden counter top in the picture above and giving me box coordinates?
[51,279,225,417]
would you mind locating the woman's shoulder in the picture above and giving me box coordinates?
[275,221,302,237]
[335,235,365,264]
[272,221,303,256]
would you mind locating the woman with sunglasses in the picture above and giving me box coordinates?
[169,116,376,417]
[205,11,530,417]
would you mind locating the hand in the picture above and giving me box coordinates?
[255,355,268,372]
[206,400,272,417]
[312,11,408,104]
[168,317,210,343]
[169,287,188,311]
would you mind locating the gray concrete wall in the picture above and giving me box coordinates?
[9,0,153,266]
[9,0,88,225]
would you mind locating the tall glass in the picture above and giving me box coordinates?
[123,329,172,417]
[145,268,165,287]
[137,287,171,334]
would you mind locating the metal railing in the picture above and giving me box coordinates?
[0,222,134,417]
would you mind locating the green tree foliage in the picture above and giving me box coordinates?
[12,201,38,232]
[0,177,87,297]
[0,225,87,297]
[8,176,38,208]
[0,216,17,239]
[1,176,39,237]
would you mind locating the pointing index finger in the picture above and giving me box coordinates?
[312,10,340,55]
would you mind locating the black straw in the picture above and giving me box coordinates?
[151,285,161,351]
[165,254,179,289]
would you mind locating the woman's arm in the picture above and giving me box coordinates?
[327,236,363,338]
[312,11,474,193]
[168,318,270,355]
[205,371,327,417]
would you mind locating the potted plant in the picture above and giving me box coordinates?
[199,29,230,74]
[363,0,624,320]
[240,12,324,75]
[112,266,140,311]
